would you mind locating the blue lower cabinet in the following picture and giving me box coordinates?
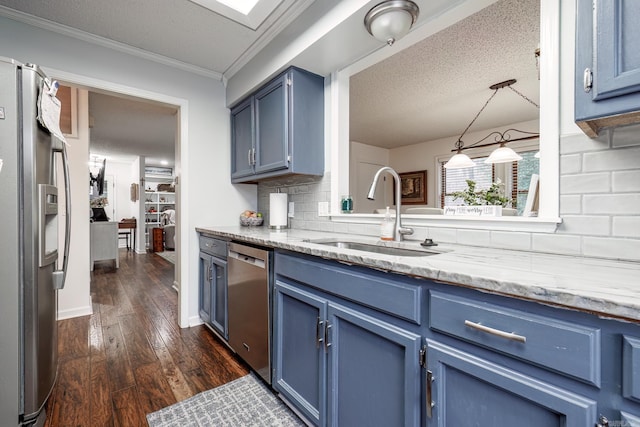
[425,339,597,427]
[273,279,421,426]
[273,280,327,426]
[327,304,421,427]
[198,252,213,324]
[198,250,228,339]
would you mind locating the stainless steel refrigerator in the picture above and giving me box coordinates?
[0,58,71,426]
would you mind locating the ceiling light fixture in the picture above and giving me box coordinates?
[364,0,420,46]
[444,79,540,169]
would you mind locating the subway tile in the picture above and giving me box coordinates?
[583,146,640,172]
[557,215,611,236]
[560,154,582,174]
[611,123,640,148]
[560,172,610,194]
[583,236,640,261]
[490,231,532,250]
[456,229,491,247]
[560,195,582,214]
[612,217,640,238]
[612,170,640,192]
[427,228,458,244]
[583,194,640,214]
[531,233,582,256]
[560,132,609,154]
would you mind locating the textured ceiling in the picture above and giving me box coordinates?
[0,0,309,76]
[350,0,540,148]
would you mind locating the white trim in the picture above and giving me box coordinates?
[0,5,222,80]
[189,315,204,327]
[57,304,93,320]
[332,0,561,226]
[44,67,191,329]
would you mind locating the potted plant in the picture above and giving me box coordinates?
[446,179,513,216]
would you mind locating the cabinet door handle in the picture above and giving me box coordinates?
[464,320,527,343]
[426,370,434,419]
[324,322,332,351]
[316,317,324,348]
[597,415,609,427]
[247,149,252,166]
[583,68,593,93]
[251,148,256,165]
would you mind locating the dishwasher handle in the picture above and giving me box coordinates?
[228,249,266,269]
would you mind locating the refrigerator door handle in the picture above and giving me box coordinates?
[52,141,71,290]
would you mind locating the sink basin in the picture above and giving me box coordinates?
[310,240,439,257]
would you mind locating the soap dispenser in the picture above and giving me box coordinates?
[380,206,395,241]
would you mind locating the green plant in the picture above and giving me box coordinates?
[451,179,511,207]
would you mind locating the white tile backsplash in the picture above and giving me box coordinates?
[583,146,640,172]
[255,130,640,261]
[582,236,640,261]
[560,172,611,194]
[583,194,640,214]
[557,215,611,236]
[560,154,582,174]
[560,195,582,214]
[612,217,640,238]
[531,233,583,256]
[612,170,640,192]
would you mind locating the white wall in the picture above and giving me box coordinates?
[58,89,92,319]
[0,15,256,325]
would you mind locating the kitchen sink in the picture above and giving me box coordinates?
[309,240,440,257]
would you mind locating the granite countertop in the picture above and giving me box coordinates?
[196,226,640,323]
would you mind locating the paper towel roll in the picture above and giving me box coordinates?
[269,193,288,229]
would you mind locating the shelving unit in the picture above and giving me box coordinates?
[144,191,175,249]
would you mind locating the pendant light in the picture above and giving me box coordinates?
[444,79,539,169]
[364,1,420,46]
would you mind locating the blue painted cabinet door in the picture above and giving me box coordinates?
[425,339,596,427]
[327,304,422,427]
[230,97,254,180]
[575,0,640,130]
[254,74,289,175]
[198,252,212,324]
[210,257,228,339]
[273,280,328,427]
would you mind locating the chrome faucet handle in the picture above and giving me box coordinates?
[398,226,414,236]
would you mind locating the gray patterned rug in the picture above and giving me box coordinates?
[146,373,305,427]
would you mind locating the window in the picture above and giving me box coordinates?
[440,150,540,213]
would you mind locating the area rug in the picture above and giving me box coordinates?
[146,373,305,427]
[155,251,175,264]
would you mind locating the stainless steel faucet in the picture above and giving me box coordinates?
[367,166,414,241]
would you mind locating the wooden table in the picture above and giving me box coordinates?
[118,219,137,251]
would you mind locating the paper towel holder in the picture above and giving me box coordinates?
[269,189,288,230]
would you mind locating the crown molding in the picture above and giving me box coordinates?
[0,5,224,80]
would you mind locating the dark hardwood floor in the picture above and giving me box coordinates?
[44,249,249,427]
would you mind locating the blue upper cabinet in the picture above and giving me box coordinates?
[230,67,324,183]
[575,0,640,137]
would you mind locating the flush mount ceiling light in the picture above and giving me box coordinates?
[444,79,540,169]
[364,0,420,46]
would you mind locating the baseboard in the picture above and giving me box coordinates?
[57,304,93,320]
[189,315,203,327]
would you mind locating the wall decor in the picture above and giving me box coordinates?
[395,170,427,205]
[130,182,139,202]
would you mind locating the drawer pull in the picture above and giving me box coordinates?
[464,320,527,343]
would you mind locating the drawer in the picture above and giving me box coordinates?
[198,235,228,258]
[623,335,640,402]
[276,252,423,324]
[429,291,601,385]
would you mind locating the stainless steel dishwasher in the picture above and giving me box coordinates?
[227,242,272,384]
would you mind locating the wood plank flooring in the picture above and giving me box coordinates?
[44,250,249,427]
